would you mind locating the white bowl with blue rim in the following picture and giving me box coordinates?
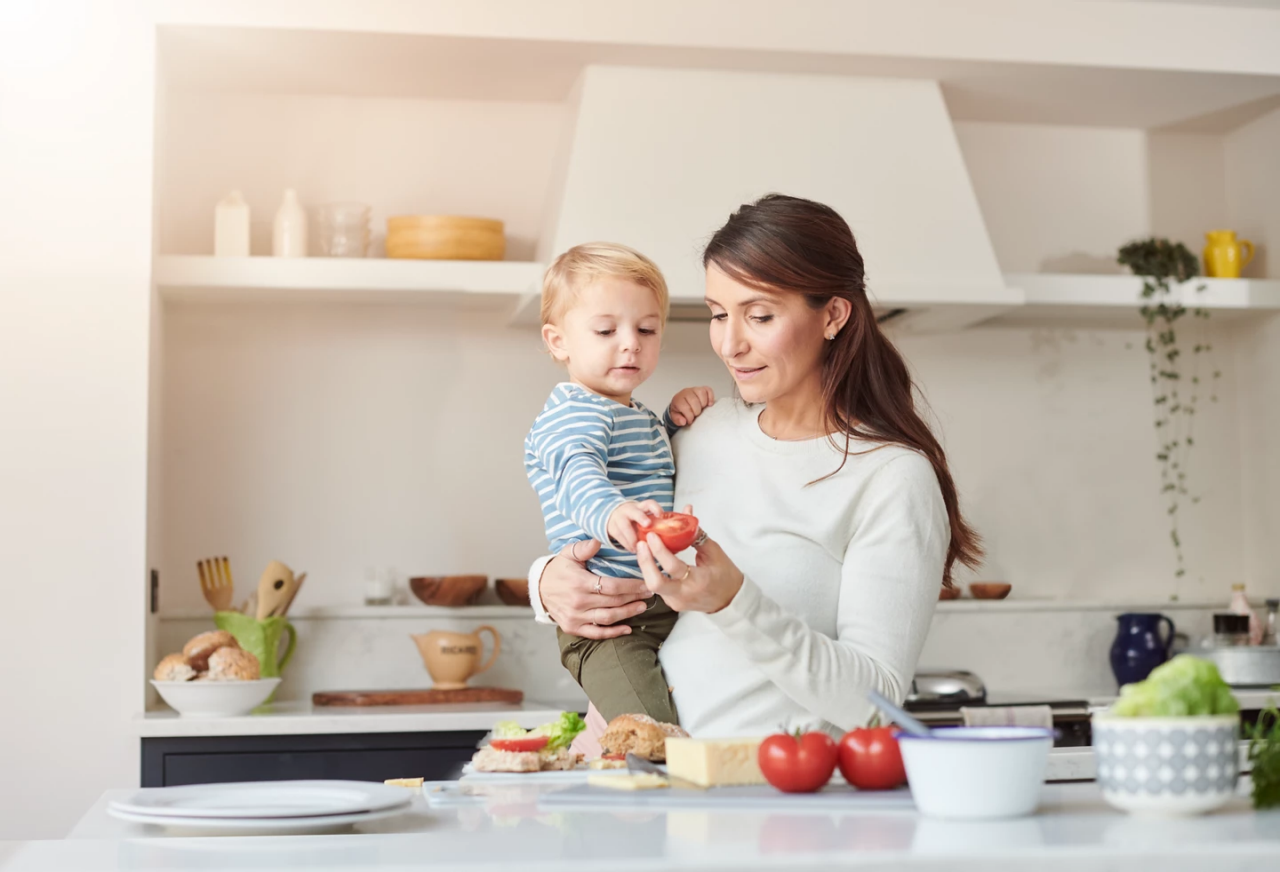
[898,726,1054,820]
[1092,713,1238,816]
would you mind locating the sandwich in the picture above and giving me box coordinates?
[598,713,689,763]
[470,712,587,773]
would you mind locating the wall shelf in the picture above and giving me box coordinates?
[155,255,544,306]
[989,273,1280,328]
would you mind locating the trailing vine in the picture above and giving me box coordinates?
[1117,238,1219,579]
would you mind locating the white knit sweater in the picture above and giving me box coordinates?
[530,398,949,737]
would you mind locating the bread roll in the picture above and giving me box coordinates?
[153,653,196,682]
[183,630,239,672]
[472,747,542,773]
[599,713,689,762]
[206,646,260,681]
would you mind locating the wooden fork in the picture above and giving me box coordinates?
[197,556,234,612]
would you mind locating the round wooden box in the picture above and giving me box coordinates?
[385,215,505,261]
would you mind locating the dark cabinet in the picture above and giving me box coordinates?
[141,731,486,787]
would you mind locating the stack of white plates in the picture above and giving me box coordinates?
[108,780,414,835]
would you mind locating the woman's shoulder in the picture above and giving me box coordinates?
[675,396,747,440]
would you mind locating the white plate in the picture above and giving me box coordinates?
[109,780,412,820]
[107,804,410,835]
[459,762,643,784]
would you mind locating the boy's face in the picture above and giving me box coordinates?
[542,276,663,405]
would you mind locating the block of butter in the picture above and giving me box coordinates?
[384,777,423,788]
[664,737,766,788]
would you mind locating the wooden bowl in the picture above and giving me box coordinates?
[386,215,505,261]
[969,582,1012,600]
[409,575,487,607]
[938,585,962,601]
[494,578,530,606]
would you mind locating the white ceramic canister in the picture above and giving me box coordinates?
[272,189,307,257]
[214,190,250,256]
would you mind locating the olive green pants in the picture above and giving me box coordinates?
[557,597,679,725]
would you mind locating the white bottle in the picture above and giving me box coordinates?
[272,189,307,257]
[213,190,250,256]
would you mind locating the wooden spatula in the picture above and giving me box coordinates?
[276,571,305,617]
[255,560,295,621]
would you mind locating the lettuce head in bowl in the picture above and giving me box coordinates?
[1094,655,1241,815]
[1111,654,1240,718]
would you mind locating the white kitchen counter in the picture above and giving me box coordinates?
[134,700,572,737]
[4,780,1276,871]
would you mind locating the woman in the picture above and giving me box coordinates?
[529,194,982,744]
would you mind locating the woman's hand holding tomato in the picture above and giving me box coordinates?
[837,725,906,790]
[639,511,700,552]
[635,504,745,615]
[758,730,839,794]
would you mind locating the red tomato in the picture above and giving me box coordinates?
[757,731,838,794]
[837,726,906,790]
[640,512,700,552]
[490,736,549,753]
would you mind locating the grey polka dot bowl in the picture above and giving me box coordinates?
[1092,714,1239,816]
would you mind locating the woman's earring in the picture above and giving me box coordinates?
[826,333,835,341]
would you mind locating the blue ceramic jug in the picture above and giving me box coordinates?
[1109,612,1176,687]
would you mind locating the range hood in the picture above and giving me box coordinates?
[525,65,1021,332]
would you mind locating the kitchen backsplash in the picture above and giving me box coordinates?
[157,601,1236,707]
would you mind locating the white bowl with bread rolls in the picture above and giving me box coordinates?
[150,677,281,717]
[151,630,278,716]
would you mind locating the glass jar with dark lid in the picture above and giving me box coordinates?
[1213,613,1251,647]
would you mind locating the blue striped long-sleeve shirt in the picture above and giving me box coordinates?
[524,382,676,579]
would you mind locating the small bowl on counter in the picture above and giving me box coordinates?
[409,575,487,607]
[1092,714,1239,816]
[151,678,281,718]
[898,726,1053,820]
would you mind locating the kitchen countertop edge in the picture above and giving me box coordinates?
[132,700,581,737]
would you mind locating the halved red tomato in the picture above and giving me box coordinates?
[490,736,549,753]
[640,512,700,552]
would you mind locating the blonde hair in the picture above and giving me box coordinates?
[540,242,670,326]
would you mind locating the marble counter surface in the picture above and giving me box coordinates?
[4,780,1276,871]
[134,700,572,737]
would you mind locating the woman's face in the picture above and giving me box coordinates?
[704,263,834,406]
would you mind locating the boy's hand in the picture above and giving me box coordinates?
[607,500,664,552]
[668,386,715,427]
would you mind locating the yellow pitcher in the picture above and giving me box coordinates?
[1203,230,1255,279]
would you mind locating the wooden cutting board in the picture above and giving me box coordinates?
[312,687,524,707]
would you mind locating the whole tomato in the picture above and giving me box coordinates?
[837,726,906,790]
[758,730,838,794]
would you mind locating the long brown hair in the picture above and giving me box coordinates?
[703,194,982,588]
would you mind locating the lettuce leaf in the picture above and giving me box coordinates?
[530,712,587,750]
[1111,655,1239,717]
[490,721,529,739]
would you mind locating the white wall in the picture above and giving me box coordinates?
[157,94,565,260]
[954,122,1150,274]
[158,307,731,611]
[1225,106,1280,591]
[157,303,1255,611]
[0,2,153,839]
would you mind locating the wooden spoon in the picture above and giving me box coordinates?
[255,560,295,621]
[276,571,306,617]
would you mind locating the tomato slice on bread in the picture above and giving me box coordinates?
[640,512,700,552]
[490,736,549,753]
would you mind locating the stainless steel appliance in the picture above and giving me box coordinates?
[904,670,1091,747]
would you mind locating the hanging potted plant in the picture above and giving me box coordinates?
[1117,238,1219,579]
